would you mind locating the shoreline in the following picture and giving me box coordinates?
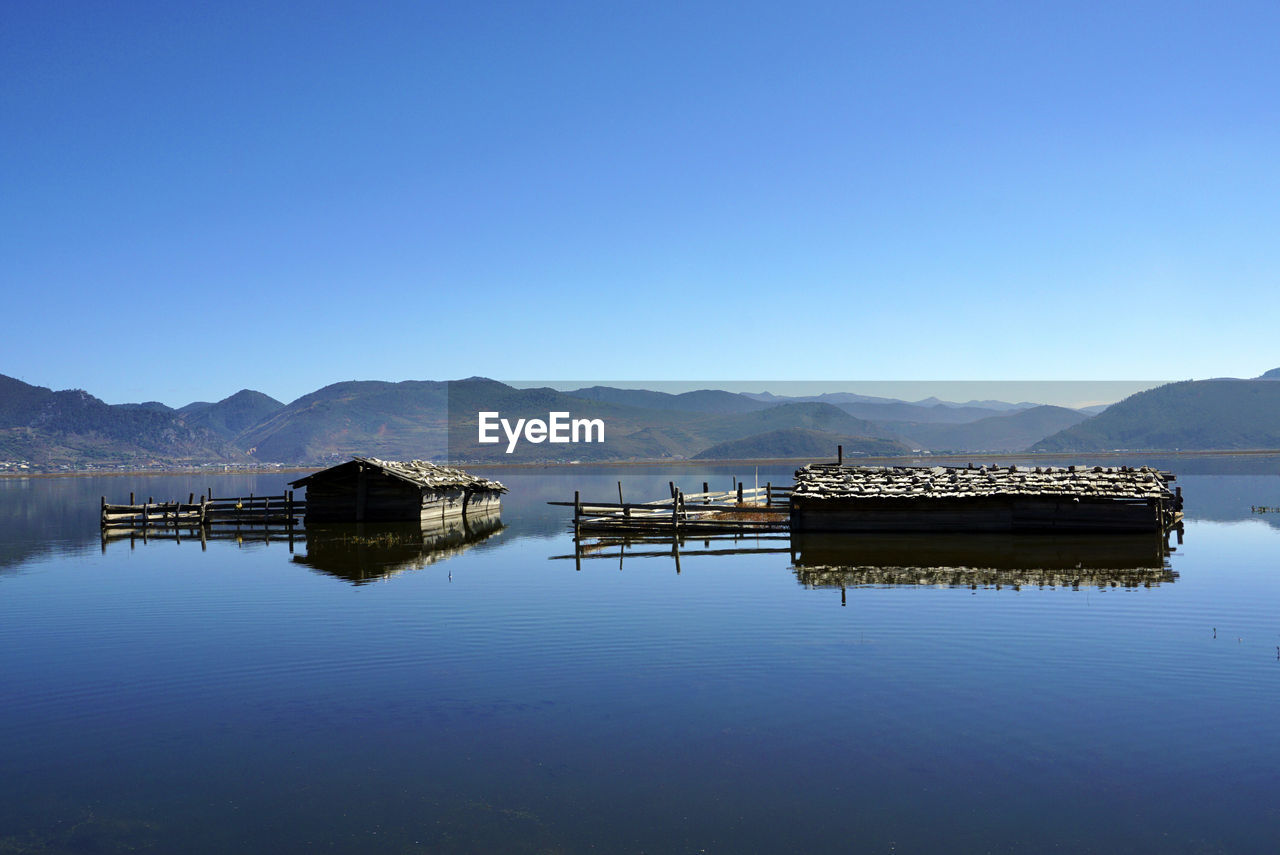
[6,448,1280,479]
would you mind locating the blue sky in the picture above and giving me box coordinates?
[3,0,1277,406]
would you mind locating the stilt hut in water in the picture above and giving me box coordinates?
[289,457,506,524]
[790,464,1181,533]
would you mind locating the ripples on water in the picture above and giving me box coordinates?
[1,466,1278,853]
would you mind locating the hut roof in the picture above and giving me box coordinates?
[291,457,507,493]
[792,464,1173,501]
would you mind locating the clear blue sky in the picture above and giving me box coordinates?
[3,0,1277,406]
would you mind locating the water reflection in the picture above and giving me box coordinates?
[293,512,504,584]
[95,512,506,584]
[790,531,1178,590]
[560,528,1180,591]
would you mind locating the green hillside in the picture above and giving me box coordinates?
[1032,379,1280,451]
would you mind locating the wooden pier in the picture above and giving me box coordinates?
[100,489,306,530]
[549,481,792,536]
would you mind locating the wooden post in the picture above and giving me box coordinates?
[703,482,709,505]
[838,445,843,465]
[129,491,134,505]
[766,482,772,507]
[355,466,366,522]
[100,496,106,528]
[574,490,581,530]
[737,483,744,504]
[188,492,194,505]
[618,481,624,505]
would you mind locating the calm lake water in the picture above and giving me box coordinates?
[2,459,1279,854]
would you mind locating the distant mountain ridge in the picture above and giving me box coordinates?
[8,371,1279,467]
[0,374,248,467]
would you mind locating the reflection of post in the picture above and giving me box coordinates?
[618,543,624,572]
[672,539,681,575]
[841,585,846,607]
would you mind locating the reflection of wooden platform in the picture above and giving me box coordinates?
[292,511,504,584]
[551,532,789,573]
[555,527,1183,588]
[99,512,505,582]
[791,531,1178,589]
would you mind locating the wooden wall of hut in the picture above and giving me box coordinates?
[304,465,425,523]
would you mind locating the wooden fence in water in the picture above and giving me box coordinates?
[548,481,792,536]
[100,489,305,530]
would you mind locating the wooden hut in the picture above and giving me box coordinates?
[790,463,1181,533]
[289,457,506,524]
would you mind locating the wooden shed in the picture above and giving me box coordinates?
[289,457,506,524]
[790,463,1181,534]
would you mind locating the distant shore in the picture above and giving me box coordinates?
[7,448,1280,479]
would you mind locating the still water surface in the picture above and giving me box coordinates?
[1,461,1279,853]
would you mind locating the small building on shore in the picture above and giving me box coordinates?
[790,463,1181,534]
[289,457,506,524]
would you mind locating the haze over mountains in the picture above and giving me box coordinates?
[2,370,1279,469]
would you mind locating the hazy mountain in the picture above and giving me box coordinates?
[1032,379,1280,451]
[692,429,911,460]
[1258,367,1280,380]
[564,386,773,414]
[0,374,248,466]
[741,390,1033,423]
[832,400,1026,424]
[915,397,1039,411]
[884,405,1089,453]
[183,389,284,440]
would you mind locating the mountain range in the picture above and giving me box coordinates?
[2,370,1278,468]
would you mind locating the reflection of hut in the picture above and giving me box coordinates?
[293,512,504,584]
[791,464,1181,533]
[790,531,1177,589]
[289,457,506,524]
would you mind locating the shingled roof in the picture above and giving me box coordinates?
[291,457,507,493]
[792,463,1174,501]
